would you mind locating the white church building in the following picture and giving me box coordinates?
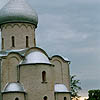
[0,0,71,100]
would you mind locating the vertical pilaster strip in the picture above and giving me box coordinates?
[0,58,2,100]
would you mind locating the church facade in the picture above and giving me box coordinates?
[0,0,71,100]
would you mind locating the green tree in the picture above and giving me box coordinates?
[71,75,82,98]
[88,90,100,100]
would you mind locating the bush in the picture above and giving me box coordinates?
[88,90,100,100]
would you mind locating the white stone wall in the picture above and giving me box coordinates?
[19,64,55,100]
[55,93,71,100]
[1,53,22,91]
[1,23,36,50]
[2,93,25,100]
[50,56,71,91]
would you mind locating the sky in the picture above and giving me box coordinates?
[0,0,100,97]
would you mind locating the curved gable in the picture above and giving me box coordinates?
[20,47,51,64]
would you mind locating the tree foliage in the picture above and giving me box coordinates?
[88,90,100,100]
[71,75,82,97]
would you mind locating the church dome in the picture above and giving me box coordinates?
[2,82,25,93]
[0,0,38,28]
[22,50,51,64]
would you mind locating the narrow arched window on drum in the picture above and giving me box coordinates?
[44,96,47,100]
[42,71,46,82]
[15,97,19,100]
[12,36,15,47]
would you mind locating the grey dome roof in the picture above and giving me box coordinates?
[2,82,25,93]
[22,51,51,64]
[54,84,69,93]
[0,0,38,27]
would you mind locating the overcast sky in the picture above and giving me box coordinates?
[0,0,100,97]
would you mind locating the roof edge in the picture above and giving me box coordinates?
[51,55,71,63]
[19,63,54,67]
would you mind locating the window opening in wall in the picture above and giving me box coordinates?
[64,97,67,100]
[34,38,36,47]
[2,38,4,49]
[26,36,29,47]
[44,96,47,100]
[12,36,15,47]
[42,71,46,82]
[15,97,19,100]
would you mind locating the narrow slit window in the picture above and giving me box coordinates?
[34,38,36,47]
[44,96,47,100]
[64,97,67,100]
[12,36,15,47]
[42,71,46,82]
[2,38,4,49]
[26,36,29,47]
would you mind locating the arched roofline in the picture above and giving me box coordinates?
[2,82,26,94]
[0,22,37,28]
[7,52,24,60]
[2,91,26,94]
[19,63,54,67]
[24,47,50,59]
[51,55,71,63]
